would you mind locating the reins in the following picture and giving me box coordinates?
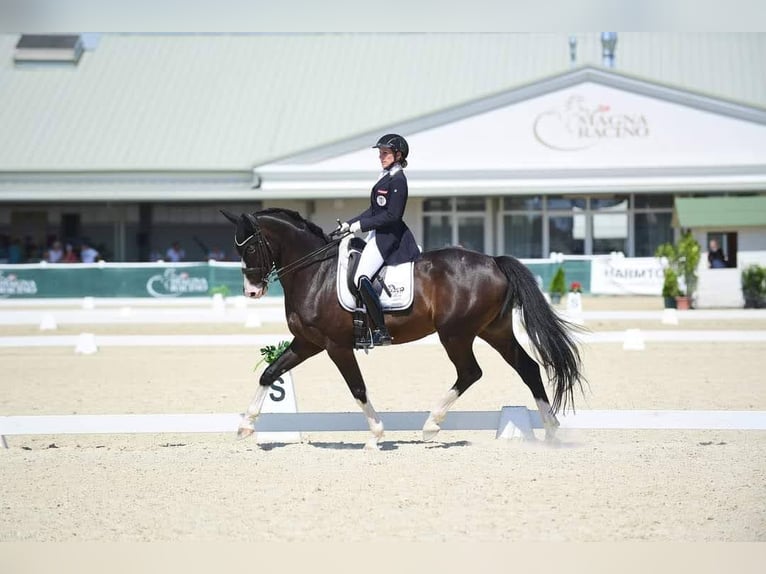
[267,235,345,283]
[238,216,348,284]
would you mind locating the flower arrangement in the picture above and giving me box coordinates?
[569,281,582,294]
[253,340,291,372]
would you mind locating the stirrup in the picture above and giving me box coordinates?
[371,329,393,346]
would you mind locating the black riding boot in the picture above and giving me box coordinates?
[357,276,393,346]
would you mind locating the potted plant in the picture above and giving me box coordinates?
[661,268,680,308]
[655,230,701,310]
[548,265,566,304]
[741,264,766,308]
[567,281,583,313]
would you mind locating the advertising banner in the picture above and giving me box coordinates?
[589,256,663,295]
[0,263,284,299]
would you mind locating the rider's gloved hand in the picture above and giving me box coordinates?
[337,221,350,234]
[349,221,362,233]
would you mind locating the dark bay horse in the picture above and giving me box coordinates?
[222,208,584,448]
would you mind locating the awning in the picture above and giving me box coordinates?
[674,196,766,228]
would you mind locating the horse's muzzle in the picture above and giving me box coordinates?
[243,281,268,298]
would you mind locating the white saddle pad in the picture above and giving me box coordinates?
[336,235,415,313]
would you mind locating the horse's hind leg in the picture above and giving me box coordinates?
[479,326,560,440]
[423,335,483,441]
[325,342,384,450]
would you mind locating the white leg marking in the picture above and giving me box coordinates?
[535,398,560,440]
[357,399,384,450]
[423,388,459,441]
[237,384,270,439]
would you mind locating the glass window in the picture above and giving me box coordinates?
[423,215,452,250]
[634,194,674,209]
[634,212,673,256]
[547,196,586,211]
[503,214,542,258]
[591,196,629,210]
[423,198,451,212]
[592,198,628,254]
[549,215,584,255]
[503,196,543,211]
[457,216,485,252]
[456,197,485,212]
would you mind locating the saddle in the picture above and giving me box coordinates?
[336,235,415,349]
[336,235,415,312]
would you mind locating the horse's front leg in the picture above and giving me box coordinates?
[325,342,383,450]
[238,338,321,440]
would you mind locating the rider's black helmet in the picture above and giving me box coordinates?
[373,133,409,167]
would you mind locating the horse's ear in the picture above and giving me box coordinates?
[244,213,259,231]
[220,209,240,225]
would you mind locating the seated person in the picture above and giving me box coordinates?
[707,239,727,269]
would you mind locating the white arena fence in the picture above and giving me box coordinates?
[3,408,766,449]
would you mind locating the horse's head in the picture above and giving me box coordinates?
[221,209,274,298]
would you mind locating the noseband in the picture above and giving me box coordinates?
[236,214,277,284]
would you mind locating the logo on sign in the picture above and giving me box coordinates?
[146,268,209,298]
[0,272,38,297]
[533,94,650,151]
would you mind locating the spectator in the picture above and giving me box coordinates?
[62,243,80,263]
[80,241,100,263]
[165,241,185,262]
[47,240,64,263]
[708,239,727,269]
[207,246,226,261]
[8,237,23,263]
[0,234,8,263]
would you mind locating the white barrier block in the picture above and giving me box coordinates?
[75,333,98,355]
[565,293,585,325]
[257,371,301,444]
[661,308,679,325]
[496,405,536,440]
[119,306,133,318]
[81,297,95,310]
[622,328,646,351]
[233,296,248,310]
[244,311,262,328]
[211,293,226,313]
[39,314,58,331]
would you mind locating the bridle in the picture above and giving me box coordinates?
[236,213,345,284]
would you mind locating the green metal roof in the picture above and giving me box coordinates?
[0,33,765,172]
[674,196,766,228]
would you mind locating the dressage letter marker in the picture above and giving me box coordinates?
[256,371,300,444]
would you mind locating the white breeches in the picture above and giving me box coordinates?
[353,231,385,288]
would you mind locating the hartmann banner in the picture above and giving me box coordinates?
[589,256,663,295]
[0,262,284,299]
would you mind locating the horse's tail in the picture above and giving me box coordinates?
[493,255,585,414]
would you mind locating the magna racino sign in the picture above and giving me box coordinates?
[146,268,209,297]
[533,94,650,151]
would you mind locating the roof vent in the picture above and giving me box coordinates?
[14,34,84,65]
[600,32,618,68]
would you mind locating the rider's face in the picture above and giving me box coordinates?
[378,147,396,169]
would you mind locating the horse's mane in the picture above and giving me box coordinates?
[255,208,329,242]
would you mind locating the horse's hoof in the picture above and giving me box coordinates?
[422,421,441,442]
[364,438,380,450]
[237,427,255,440]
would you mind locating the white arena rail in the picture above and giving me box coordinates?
[3,408,766,448]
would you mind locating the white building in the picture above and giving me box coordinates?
[1,33,765,264]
